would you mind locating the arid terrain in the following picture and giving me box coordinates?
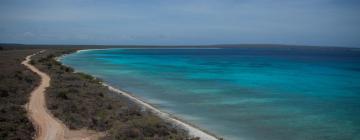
[1,46,197,140]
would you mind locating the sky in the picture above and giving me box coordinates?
[0,0,359,47]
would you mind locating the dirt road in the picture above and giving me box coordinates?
[23,52,101,140]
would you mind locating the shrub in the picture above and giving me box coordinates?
[0,49,39,140]
[30,60,36,65]
[57,92,69,100]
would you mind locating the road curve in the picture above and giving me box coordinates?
[23,51,101,140]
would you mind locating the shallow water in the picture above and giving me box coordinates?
[61,47,360,140]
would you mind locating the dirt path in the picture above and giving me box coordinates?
[23,51,102,140]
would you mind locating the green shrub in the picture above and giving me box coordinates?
[78,72,94,80]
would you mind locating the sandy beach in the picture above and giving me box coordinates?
[105,84,219,140]
[60,49,220,140]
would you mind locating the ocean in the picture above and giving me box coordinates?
[60,46,360,140]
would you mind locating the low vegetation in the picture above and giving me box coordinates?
[0,45,197,140]
[32,49,195,140]
[0,48,40,140]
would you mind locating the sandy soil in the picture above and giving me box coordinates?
[23,51,102,140]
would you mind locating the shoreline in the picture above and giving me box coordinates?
[76,47,222,53]
[103,83,219,140]
[60,49,220,140]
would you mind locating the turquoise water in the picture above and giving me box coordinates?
[61,47,360,140]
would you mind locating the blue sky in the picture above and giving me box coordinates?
[0,0,359,47]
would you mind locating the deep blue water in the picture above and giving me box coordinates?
[61,47,360,140]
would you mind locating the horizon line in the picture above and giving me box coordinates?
[1,42,357,49]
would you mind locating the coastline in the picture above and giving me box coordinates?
[60,49,220,140]
[104,83,219,140]
[76,47,222,53]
